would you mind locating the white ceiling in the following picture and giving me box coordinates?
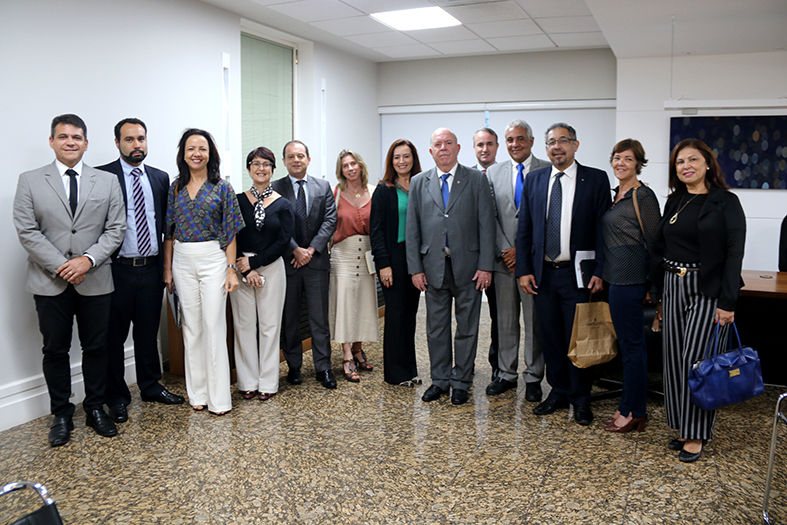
[201,0,787,62]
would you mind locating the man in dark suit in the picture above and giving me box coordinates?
[515,122,611,425]
[487,119,551,401]
[472,127,501,381]
[96,118,185,424]
[271,140,338,389]
[13,114,126,446]
[406,128,496,405]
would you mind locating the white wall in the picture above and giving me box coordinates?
[616,50,787,271]
[0,0,381,431]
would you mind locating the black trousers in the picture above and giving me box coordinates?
[281,266,332,373]
[485,276,500,372]
[381,242,420,384]
[106,261,165,406]
[34,285,111,418]
[534,264,592,407]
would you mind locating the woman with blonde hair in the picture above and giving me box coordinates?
[329,149,379,382]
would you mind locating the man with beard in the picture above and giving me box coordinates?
[97,118,184,424]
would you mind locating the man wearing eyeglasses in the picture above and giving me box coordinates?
[514,122,611,426]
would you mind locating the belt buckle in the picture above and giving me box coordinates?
[677,267,687,277]
[133,257,144,267]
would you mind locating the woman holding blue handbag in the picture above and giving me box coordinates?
[651,138,746,462]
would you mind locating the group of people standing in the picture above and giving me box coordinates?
[15,114,746,465]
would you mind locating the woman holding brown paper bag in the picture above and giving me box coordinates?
[601,139,661,433]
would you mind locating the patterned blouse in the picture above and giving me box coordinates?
[165,179,244,250]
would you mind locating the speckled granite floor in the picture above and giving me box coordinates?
[1,299,785,524]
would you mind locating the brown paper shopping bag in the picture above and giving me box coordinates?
[568,298,618,369]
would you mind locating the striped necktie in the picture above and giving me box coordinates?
[131,168,153,256]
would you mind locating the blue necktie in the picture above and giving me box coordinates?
[441,173,450,248]
[545,172,564,261]
[514,163,524,209]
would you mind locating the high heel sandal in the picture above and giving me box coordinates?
[604,417,646,433]
[258,392,275,401]
[352,349,373,371]
[343,359,360,382]
[241,390,257,400]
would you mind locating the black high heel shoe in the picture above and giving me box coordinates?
[677,439,708,463]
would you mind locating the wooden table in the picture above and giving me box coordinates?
[737,270,787,385]
[741,270,787,299]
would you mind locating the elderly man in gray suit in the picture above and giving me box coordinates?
[13,114,126,446]
[485,119,550,401]
[407,127,496,405]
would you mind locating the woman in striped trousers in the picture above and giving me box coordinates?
[651,138,746,463]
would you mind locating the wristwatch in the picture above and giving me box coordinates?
[227,264,237,270]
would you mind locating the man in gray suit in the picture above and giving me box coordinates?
[407,128,496,405]
[13,114,126,446]
[486,119,550,401]
[271,140,338,389]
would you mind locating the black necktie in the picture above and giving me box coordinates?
[545,172,564,261]
[295,180,308,247]
[66,169,78,215]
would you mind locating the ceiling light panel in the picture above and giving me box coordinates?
[371,7,462,31]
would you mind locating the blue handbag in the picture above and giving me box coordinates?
[689,322,764,411]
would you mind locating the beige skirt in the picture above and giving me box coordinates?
[329,234,380,343]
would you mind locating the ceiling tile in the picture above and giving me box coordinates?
[466,19,542,38]
[550,31,608,48]
[429,39,497,55]
[345,31,420,47]
[442,0,528,24]
[338,0,433,15]
[372,43,442,58]
[404,26,478,44]
[487,34,555,51]
[267,0,362,22]
[516,0,591,19]
[535,15,600,33]
[311,15,392,36]
[250,0,301,5]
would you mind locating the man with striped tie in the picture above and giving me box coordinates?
[97,118,184,424]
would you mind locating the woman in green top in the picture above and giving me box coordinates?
[370,139,424,386]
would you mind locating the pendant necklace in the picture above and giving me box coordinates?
[669,193,699,224]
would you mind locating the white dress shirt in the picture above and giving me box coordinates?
[510,154,533,195]
[55,159,84,201]
[545,161,578,262]
[439,163,458,193]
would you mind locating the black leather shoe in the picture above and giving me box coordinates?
[669,438,706,452]
[451,388,469,405]
[679,447,703,463]
[85,409,118,437]
[485,378,517,396]
[287,368,303,385]
[107,404,128,423]
[141,388,185,405]
[533,398,569,415]
[525,382,543,402]
[490,368,500,381]
[316,370,337,389]
[49,416,73,447]
[574,404,594,426]
[421,384,447,402]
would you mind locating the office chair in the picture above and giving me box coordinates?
[763,392,787,524]
[0,481,63,525]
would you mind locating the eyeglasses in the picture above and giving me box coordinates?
[250,161,273,169]
[545,138,575,147]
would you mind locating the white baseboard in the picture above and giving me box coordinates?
[0,349,138,432]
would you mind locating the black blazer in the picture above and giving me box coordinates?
[95,159,170,280]
[369,181,400,272]
[515,162,611,284]
[650,186,746,311]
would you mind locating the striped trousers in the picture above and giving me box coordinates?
[662,260,729,440]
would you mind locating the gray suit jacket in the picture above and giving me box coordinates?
[13,161,126,296]
[488,156,551,274]
[406,164,496,288]
[271,174,337,275]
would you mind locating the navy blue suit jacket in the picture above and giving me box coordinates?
[515,162,611,285]
[96,159,170,280]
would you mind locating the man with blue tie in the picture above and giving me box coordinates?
[97,118,185,424]
[486,120,550,401]
[515,123,611,425]
[406,128,496,405]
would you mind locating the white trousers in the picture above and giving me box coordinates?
[229,255,286,394]
[172,240,231,413]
